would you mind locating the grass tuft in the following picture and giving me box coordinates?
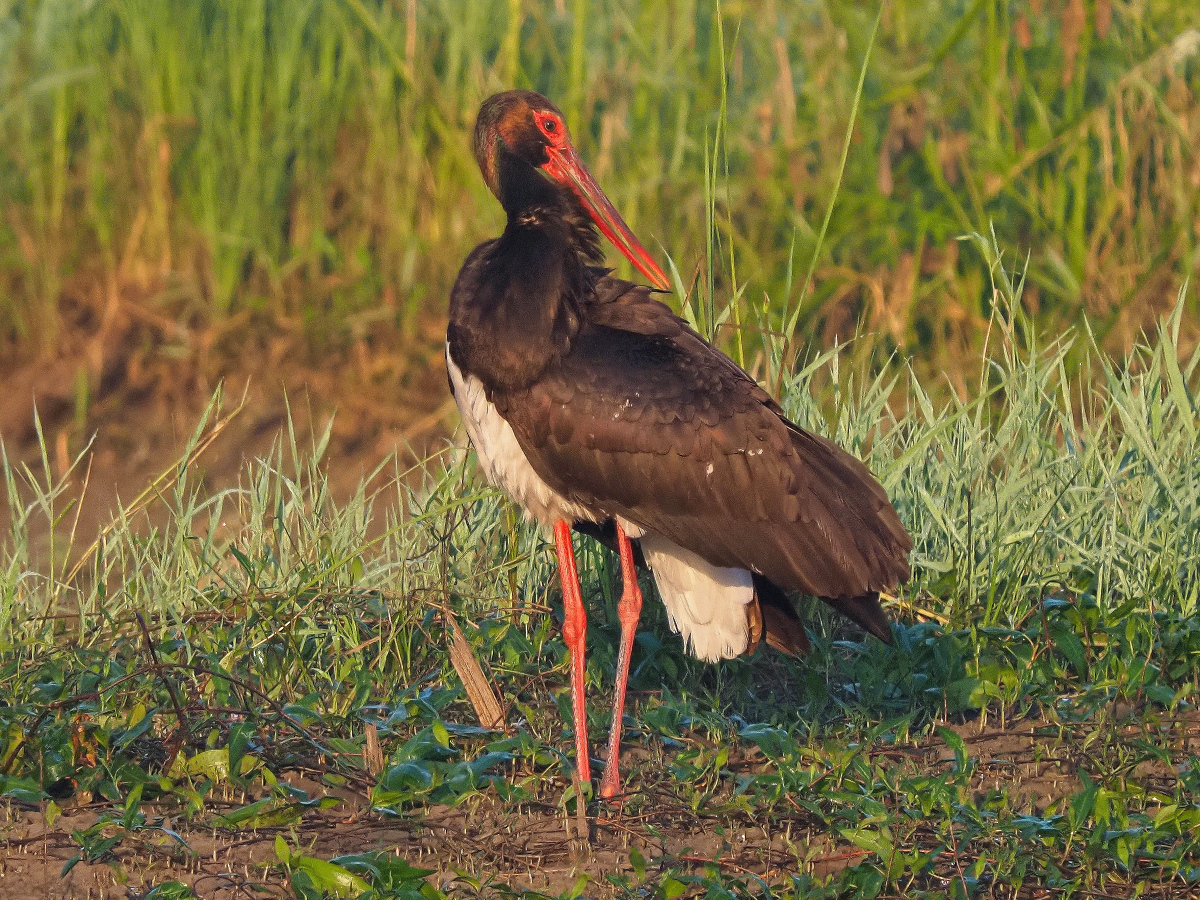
[2,273,1198,893]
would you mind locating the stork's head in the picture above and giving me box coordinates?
[473,90,670,291]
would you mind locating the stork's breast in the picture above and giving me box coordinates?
[447,345,596,530]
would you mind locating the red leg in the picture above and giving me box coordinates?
[553,520,591,784]
[599,522,643,799]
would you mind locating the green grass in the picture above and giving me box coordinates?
[2,2,1199,895]
[2,261,1198,895]
[0,0,1197,373]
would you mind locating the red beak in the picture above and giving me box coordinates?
[542,145,671,292]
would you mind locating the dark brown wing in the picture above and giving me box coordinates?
[496,276,911,638]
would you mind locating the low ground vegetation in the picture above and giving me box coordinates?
[2,290,1198,897]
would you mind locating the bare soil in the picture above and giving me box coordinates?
[3,715,1196,899]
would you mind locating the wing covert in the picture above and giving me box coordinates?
[495,277,911,600]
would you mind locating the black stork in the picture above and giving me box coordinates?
[446,90,911,799]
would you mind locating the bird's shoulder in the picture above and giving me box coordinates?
[448,237,585,392]
[492,271,794,481]
[542,271,777,425]
[449,240,499,302]
[582,269,685,338]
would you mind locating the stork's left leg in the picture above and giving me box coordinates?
[553,520,591,784]
[599,522,643,799]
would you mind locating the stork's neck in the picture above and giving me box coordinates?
[495,149,603,266]
[448,159,600,392]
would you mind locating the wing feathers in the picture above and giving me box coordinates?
[753,575,811,655]
[497,275,910,617]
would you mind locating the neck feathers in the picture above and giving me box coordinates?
[449,222,592,396]
[493,146,603,265]
[448,148,605,392]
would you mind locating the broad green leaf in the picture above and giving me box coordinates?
[294,856,370,898]
[184,749,230,782]
[629,846,646,882]
[662,876,687,900]
[737,723,793,758]
[1049,623,1088,677]
[838,826,893,858]
[144,881,197,900]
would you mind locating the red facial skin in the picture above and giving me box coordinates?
[533,110,671,292]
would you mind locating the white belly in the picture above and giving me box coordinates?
[447,346,596,530]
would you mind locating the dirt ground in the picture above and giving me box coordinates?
[3,717,1193,900]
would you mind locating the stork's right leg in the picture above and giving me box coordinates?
[599,522,643,799]
[553,519,590,783]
